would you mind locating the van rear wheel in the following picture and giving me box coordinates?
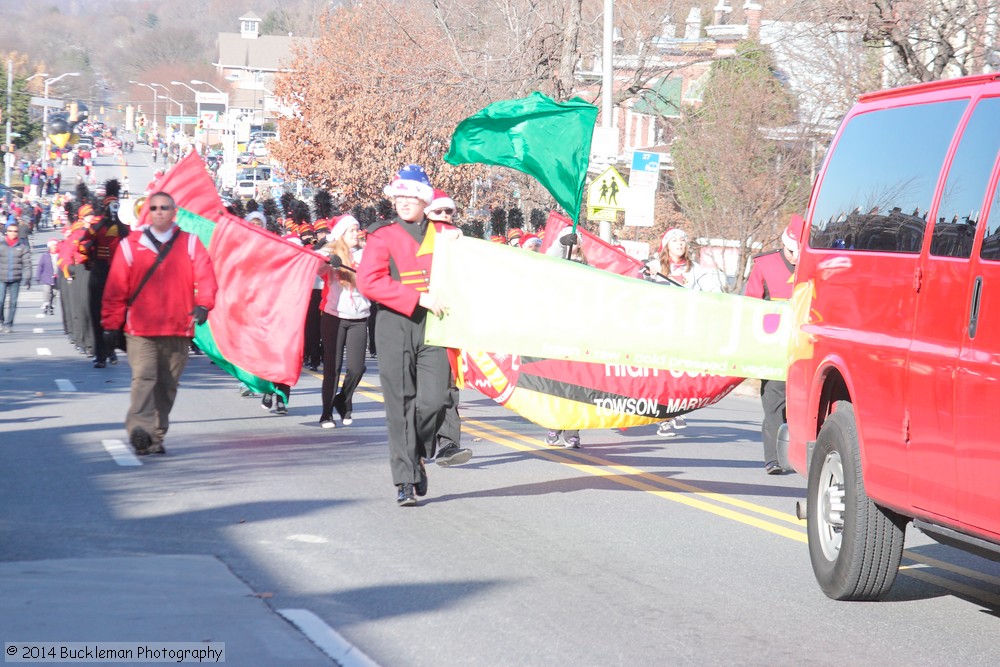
[807,401,907,600]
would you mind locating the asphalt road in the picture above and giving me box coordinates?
[2,147,1000,666]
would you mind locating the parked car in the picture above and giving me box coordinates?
[235,180,257,199]
[785,73,1000,601]
[249,131,277,143]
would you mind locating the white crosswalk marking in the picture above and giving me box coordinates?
[55,379,76,392]
[101,439,142,467]
[36,348,51,356]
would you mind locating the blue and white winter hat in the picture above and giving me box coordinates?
[383,164,435,203]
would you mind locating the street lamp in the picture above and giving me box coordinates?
[149,83,168,130]
[26,72,49,84]
[42,72,80,165]
[190,79,224,95]
[129,80,158,136]
[171,80,201,121]
[157,94,186,134]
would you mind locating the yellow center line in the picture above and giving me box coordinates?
[903,552,1000,589]
[898,564,1000,607]
[344,376,997,599]
[462,421,807,543]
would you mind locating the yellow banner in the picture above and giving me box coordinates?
[425,237,792,381]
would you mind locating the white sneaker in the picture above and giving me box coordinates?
[656,421,676,437]
[320,419,335,429]
[672,416,688,430]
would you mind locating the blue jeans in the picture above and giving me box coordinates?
[0,280,21,328]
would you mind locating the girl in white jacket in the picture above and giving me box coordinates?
[316,215,371,429]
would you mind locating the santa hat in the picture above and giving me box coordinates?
[660,228,688,251]
[330,214,360,241]
[383,164,434,203]
[425,189,456,216]
[519,233,542,249]
[782,215,803,252]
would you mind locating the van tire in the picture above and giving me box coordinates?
[807,401,907,600]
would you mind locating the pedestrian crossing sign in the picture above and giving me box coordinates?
[587,166,627,211]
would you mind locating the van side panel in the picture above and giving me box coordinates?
[956,133,1000,539]
[793,97,969,511]
[955,255,1000,540]
[905,94,1000,521]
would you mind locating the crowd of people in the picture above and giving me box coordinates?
[2,146,802,503]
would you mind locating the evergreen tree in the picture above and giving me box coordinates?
[10,77,41,150]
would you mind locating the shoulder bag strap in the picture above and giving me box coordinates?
[127,228,180,307]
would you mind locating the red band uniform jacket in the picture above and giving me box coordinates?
[101,226,217,337]
[743,250,794,301]
[356,218,457,317]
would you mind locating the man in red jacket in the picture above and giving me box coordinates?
[357,166,472,506]
[101,191,217,456]
[743,215,801,474]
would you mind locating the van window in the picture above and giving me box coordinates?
[810,100,968,253]
[932,97,1000,259]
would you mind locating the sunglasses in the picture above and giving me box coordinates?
[431,208,455,216]
[148,205,174,212]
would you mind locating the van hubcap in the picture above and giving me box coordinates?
[817,451,846,561]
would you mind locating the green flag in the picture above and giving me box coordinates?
[444,92,598,224]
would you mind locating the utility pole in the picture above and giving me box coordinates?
[600,0,614,242]
[4,59,12,187]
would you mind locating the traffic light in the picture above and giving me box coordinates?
[197,119,204,131]
[139,117,145,127]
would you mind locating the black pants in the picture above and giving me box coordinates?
[438,383,461,448]
[57,272,71,337]
[367,303,378,355]
[320,313,367,421]
[760,379,787,464]
[88,261,110,361]
[375,307,450,486]
[68,264,93,353]
[303,289,322,368]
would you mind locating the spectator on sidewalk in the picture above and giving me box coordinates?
[36,239,60,316]
[1,221,32,332]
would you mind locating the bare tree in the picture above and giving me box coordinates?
[270,3,489,206]
[786,0,1000,85]
[671,40,811,292]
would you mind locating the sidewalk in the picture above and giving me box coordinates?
[0,555,335,666]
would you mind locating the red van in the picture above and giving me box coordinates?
[786,74,1000,600]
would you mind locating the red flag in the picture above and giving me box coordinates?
[539,211,646,279]
[153,153,325,387]
[208,217,322,385]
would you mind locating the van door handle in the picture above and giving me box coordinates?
[969,276,983,339]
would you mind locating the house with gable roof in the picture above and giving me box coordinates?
[213,11,312,127]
